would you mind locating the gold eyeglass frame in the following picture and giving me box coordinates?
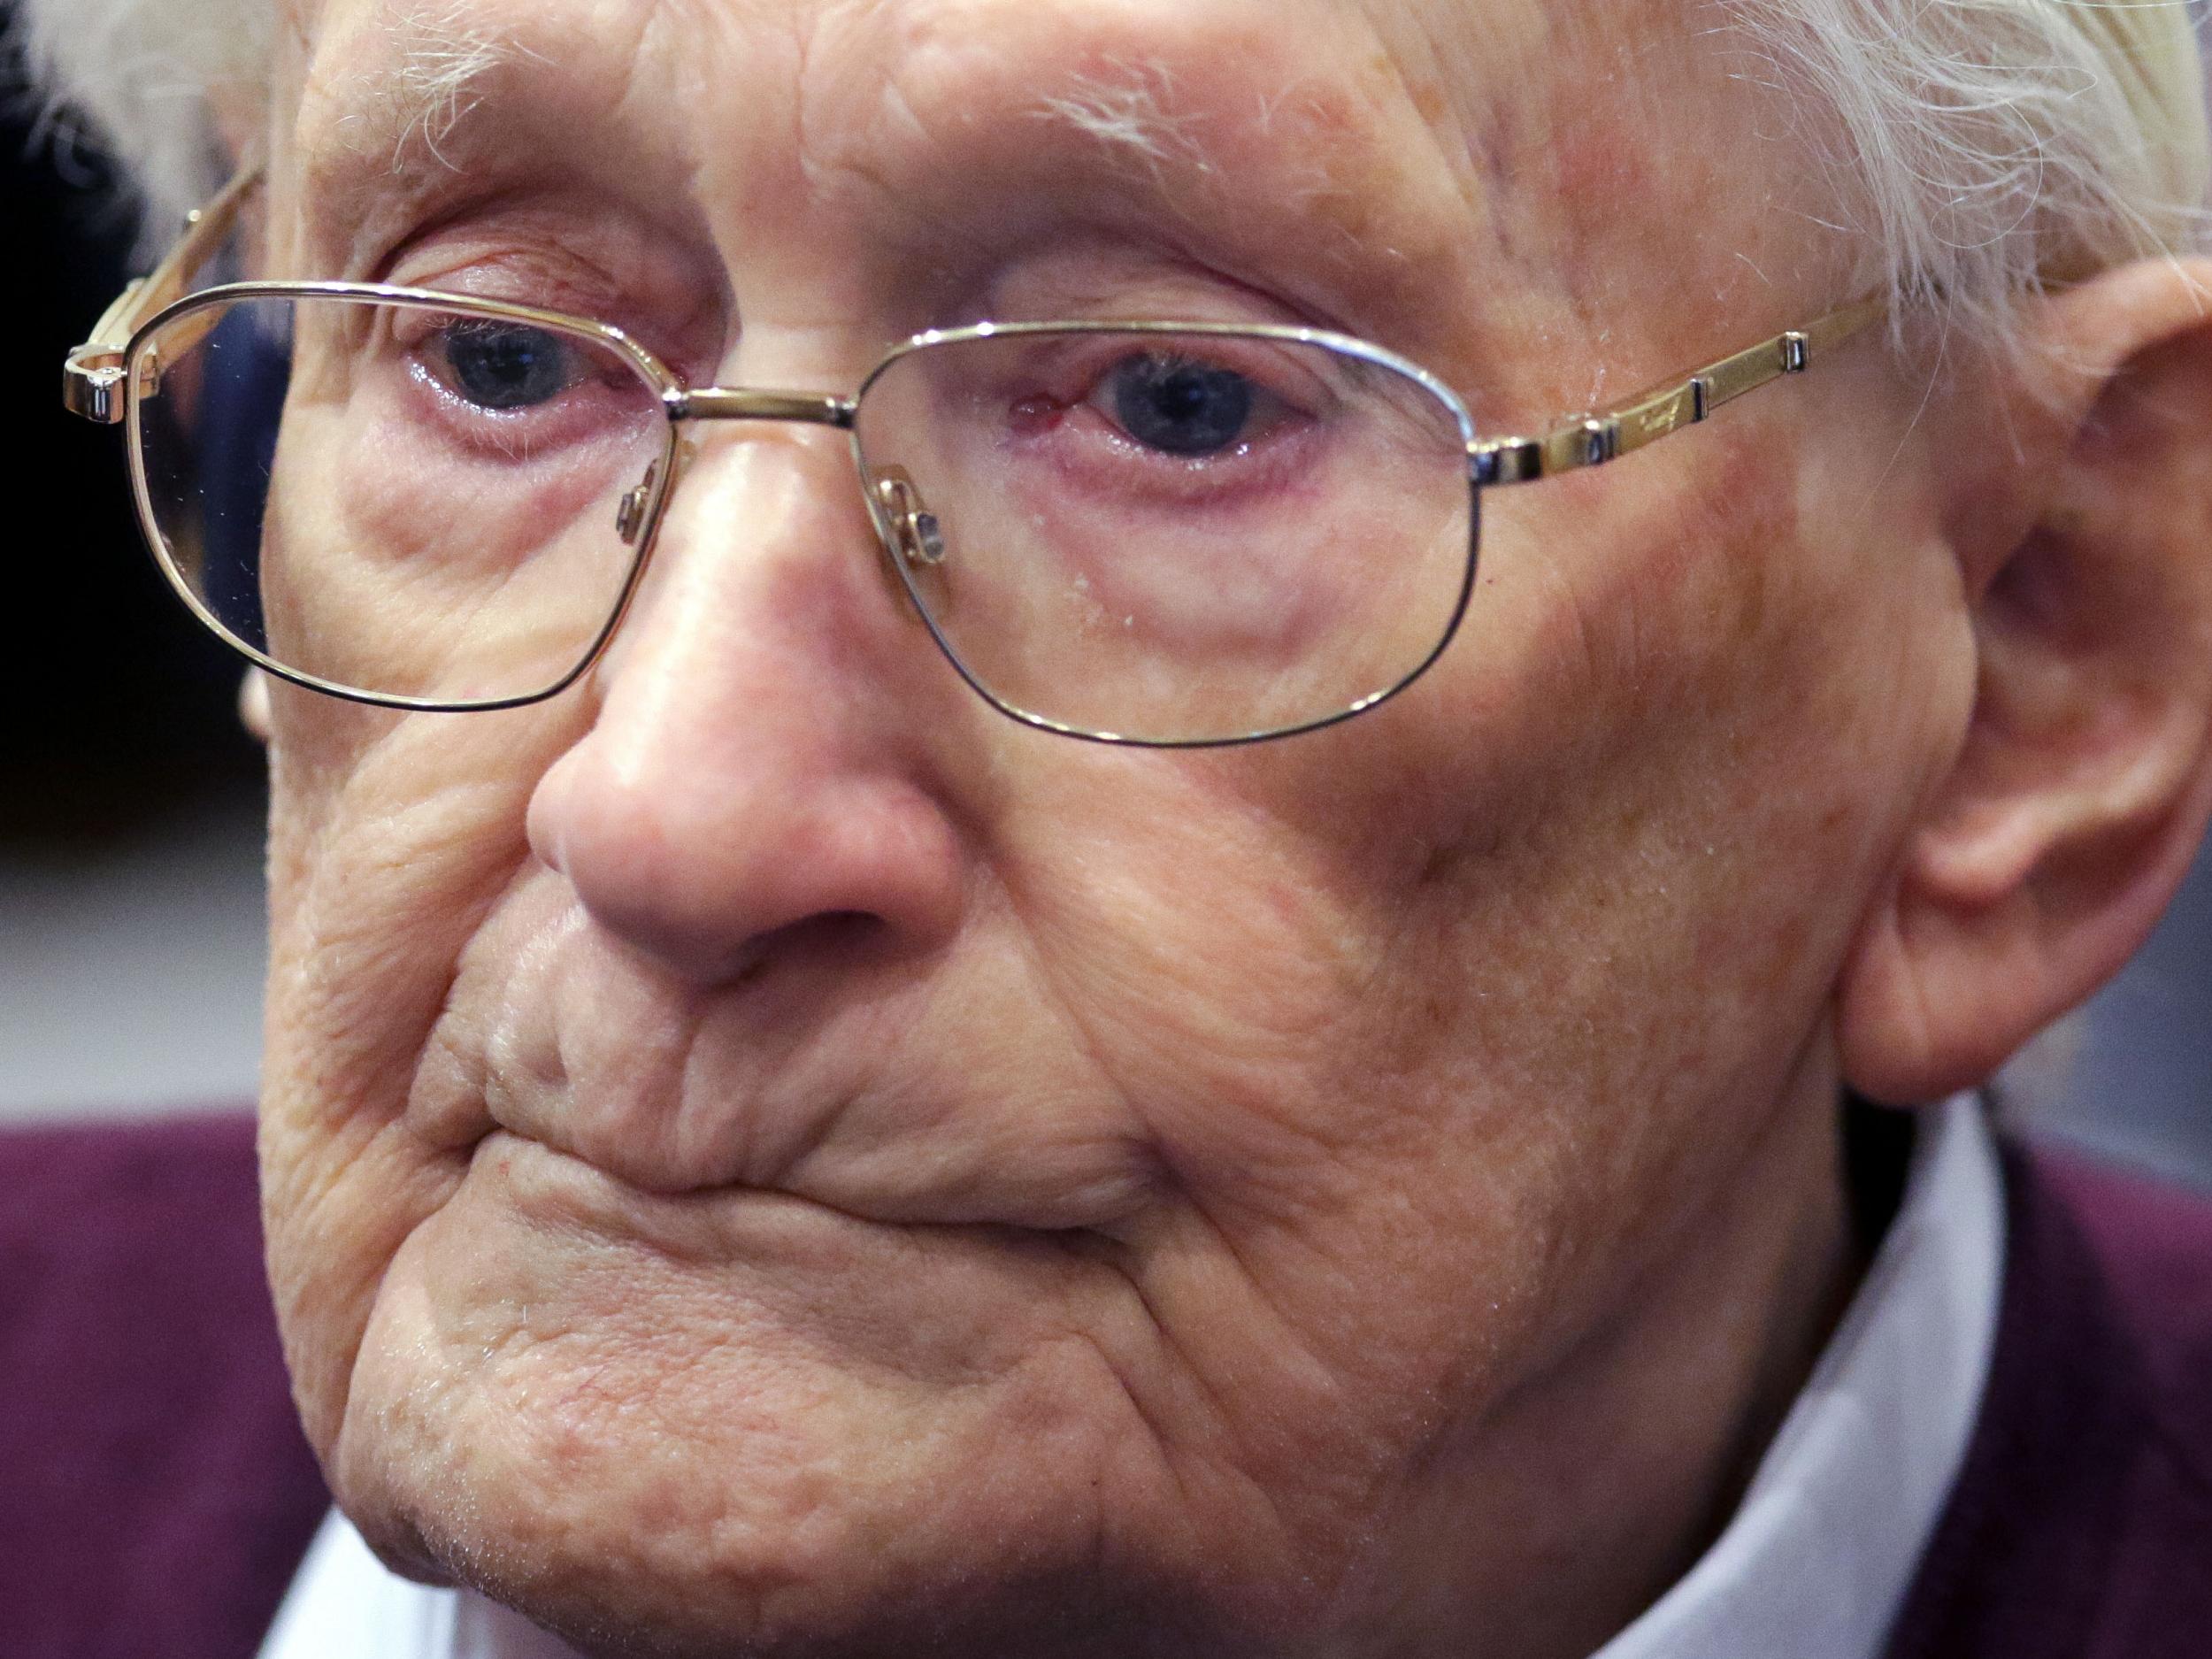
[64,165,1885,747]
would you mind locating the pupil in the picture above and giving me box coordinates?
[1112,356,1254,456]
[446,321,569,411]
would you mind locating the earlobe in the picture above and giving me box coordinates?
[1837,257,2212,1104]
[241,669,272,742]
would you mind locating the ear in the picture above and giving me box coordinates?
[1838,257,2212,1104]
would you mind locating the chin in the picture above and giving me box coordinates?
[329,1325,1256,1659]
[314,1162,1293,1659]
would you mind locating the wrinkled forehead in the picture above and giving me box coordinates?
[270,0,1816,377]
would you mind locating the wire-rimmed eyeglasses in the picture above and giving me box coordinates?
[65,166,1882,747]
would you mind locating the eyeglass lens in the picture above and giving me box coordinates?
[856,329,1475,742]
[132,294,667,707]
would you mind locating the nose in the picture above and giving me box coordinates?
[526,426,970,982]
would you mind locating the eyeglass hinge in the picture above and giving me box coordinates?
[63,347,128,425]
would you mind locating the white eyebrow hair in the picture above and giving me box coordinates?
[1025,54,1342,216]
[343,0,543,173]
[1030,58,1213,181]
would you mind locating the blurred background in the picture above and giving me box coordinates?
[1,35,2206,1185]
[3,64,272,1125]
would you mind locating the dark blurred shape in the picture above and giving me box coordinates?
[1,30,263,854]
[2008,849,2212,1190]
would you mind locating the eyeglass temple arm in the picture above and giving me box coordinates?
[64,164,265,425]
[1469,296,1885,486]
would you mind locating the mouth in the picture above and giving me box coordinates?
[472,1127,1120,1269]
[449,1128,1124,1381]
[478,1128,902,1258]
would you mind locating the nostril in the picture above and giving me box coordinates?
[768,909,887,961]
[719,910,888,988]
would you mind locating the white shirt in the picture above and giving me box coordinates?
[261,1097,2004,1659]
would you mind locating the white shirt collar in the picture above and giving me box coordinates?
[262,1096,2004,1659]
[258,1511,580,1659]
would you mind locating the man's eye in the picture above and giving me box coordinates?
[1101,353,1260,457]
[437,319,579,411]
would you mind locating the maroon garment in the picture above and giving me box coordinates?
[1883,1141,2212,1658]
[0,1113,326,1659]
[1,1113,2206,1658]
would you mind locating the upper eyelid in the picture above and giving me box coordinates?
[371,218,729,364]
[382,255,640,329]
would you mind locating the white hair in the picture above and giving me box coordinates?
[1724,0,2210,347]
[13,0,268,245]
[14,0,2210,349]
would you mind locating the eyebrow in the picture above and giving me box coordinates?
[1029,60,1223,185]
[359,0,534,172]
[311,65,1250,257]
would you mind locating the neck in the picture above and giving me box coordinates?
[1342,1043,1863,1659]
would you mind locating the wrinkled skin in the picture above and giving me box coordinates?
[235,1,2197,1655]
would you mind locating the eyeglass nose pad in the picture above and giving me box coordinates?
[871,466,948,568]
[615,459,660,547]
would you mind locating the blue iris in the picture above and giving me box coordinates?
[1110,355,1256,456]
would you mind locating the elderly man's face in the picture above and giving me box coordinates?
[253,0,1958,1651]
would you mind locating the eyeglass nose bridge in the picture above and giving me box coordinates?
[651,385,942,574]
[668,387,857,428]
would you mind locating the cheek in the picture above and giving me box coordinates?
[259,692,586,1453]
[1386,392,1947,932]
[1160,398,1959,1340]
